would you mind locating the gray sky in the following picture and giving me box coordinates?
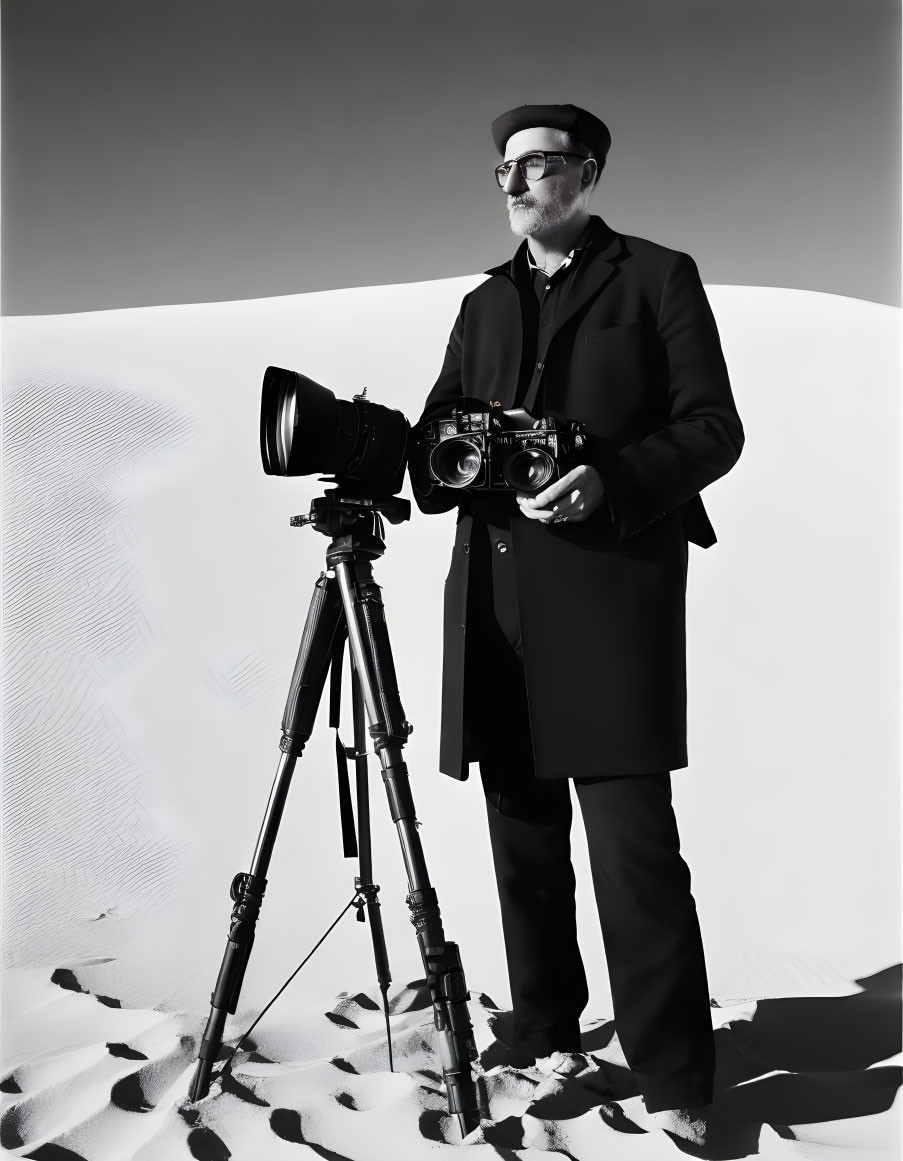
[2,0,900,314]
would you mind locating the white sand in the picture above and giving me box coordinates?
[1,963,899,1160]
[2,281,898,1022]
[2,279,900,1157]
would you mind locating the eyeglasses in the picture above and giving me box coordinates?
[494,150,590,188]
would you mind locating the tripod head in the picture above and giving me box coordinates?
[291,490,411,561]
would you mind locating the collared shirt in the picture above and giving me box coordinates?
[512,215,608,414]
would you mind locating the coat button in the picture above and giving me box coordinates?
[463,543,469,553]
[495,540,508,553]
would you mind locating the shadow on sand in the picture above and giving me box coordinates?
[483,963,901,1159]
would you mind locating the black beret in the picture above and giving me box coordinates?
[491,103,611,167]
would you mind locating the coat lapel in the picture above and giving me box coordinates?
[478,221,629,411]
[481,243,529,409]
[551,220,629,337]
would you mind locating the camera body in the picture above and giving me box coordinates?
[414,405,587,494]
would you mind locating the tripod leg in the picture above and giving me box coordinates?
[350,664,394,1069]
[333,557,482,1138]
[189,572,344,1102]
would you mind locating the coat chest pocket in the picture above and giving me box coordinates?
[585,320,648,347]
[573,317,661,428]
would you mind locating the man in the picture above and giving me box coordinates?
[412,103,743,1129]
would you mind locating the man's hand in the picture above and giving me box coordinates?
[516,464,606,523]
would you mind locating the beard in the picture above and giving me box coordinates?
[507,185,581,239]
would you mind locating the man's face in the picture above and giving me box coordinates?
[501,126,590,239]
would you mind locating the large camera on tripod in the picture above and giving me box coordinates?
[412,402,587,495]
[191,365,483,1138]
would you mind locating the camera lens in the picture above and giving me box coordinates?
[430,437,483,488]
[261,367,342,476]
[260,366,409,495]
[503,448,555,492]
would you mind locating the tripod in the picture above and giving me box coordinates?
[188,490,481,1138]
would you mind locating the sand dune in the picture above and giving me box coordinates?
[1,963,899,1159]
[2,282,898,1020]
[2,279,900,1157]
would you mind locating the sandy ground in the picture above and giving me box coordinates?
[1,961,899,1160]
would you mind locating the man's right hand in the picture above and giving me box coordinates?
[516,465,606,523]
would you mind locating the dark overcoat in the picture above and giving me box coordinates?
[413,217,744,781]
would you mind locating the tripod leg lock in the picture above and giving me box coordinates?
[227,872,267,944]
[405,886,443,942]
[432,943,479,1073]
[429,944,472,1010]
[230,871,267,903]
[439,966,469,1004]
[380,758,414,822]
[279,733,307,757]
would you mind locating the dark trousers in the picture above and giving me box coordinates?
[481,772,715,1112]
[466,518,714,1112]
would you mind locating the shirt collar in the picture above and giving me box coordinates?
[526,216,600,277]
[507,215,609,286]
[483,217,616,281]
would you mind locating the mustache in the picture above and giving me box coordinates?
[508,195,535,210]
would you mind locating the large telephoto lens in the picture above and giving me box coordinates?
[260,367,409,496]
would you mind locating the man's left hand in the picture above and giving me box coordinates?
[516,464,606,523]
